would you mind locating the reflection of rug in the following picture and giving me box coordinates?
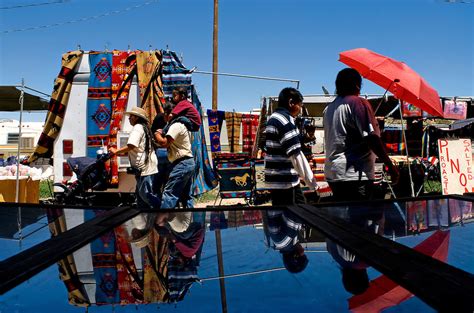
[87,52,112,157]
[46,208,90,306]
[114,225,143,304]
[85,209,119,304]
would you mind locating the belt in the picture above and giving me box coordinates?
[171,155,193,167]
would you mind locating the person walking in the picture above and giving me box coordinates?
[323,68,399,201]
[154,90,196,209]
[264,87,318,207]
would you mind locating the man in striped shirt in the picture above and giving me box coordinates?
[265,209,308,273]
[264,87,318,206]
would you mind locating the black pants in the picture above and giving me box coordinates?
[328,180,375,202]
[270,185,306,206]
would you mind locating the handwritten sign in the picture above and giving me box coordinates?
[438,139,473,195]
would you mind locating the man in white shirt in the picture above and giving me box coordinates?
[109,107,160,244]
[154,92,196,209]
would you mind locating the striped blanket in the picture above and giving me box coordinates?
[161,50,217,195]
[162,50,192,99]
[29,50,83,163]
[225,112,242,153]
[241,113,259,153]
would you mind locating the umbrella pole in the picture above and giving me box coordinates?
[398,100,415,197]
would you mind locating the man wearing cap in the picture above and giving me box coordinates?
[109,107,160,242]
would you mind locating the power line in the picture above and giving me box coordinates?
[2,0,159,34]
[0,0,66,10]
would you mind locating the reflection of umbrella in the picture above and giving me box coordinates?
[349,230,450,313]
[339,48,443,117]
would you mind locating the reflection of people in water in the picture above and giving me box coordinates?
[264,210,308,273]
[155,213,205,302]
[326,206,385,295]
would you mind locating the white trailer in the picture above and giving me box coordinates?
[53,52,136,192]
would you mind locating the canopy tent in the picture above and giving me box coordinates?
[267,94,400,118]
[0,84,49,207]
[0,85,49,111]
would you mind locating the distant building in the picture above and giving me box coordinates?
[0,119,43,159]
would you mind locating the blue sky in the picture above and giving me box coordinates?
[0,0,472,122]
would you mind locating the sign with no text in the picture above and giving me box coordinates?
[438,139,473,195]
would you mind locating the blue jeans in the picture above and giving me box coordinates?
[154,148,171,194]
[161,157,195,209]
[136,174,161,209]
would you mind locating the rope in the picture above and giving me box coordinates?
[200,267,286,282]
[0,0,65,10]
[2,0,159,34]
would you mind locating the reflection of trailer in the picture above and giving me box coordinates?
[53,52,137,192]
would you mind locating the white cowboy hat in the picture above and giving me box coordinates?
[125,106,149,122]
[167,212,192,233]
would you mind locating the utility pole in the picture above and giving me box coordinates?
[212,0,218,110]
[212,3,227,311]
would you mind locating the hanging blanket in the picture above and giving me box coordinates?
[84,209,119,305]
[252,99,267,158]
[46,208,90,307]
[29,50,83,163]
[162,50,192,99]
[207,109,225,152]
[225,112,242,153]
[190,88,218,195]
[161,51,217,195]
[136,50,165,123]
[382,129,405,154]
[108,50,135,187]
[241,113,259,154]
[87,52,113,158]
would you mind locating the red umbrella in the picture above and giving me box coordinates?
[348,230,450,313]
[339,48,443,117]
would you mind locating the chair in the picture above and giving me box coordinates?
[212,153,255,206]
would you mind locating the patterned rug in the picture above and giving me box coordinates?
[252,99,267,158]
[46,208,90,306]
[161,52,217,196]
[241,113,259,154]
[108,50,135,187]
[191,86,219,195]
[162,50,192,99]
[87,52,112,158]
[84,209,119,305]
[136,50,165,123]
[207,109,225,152]
[29,50,83,163]
[225,112,243,153]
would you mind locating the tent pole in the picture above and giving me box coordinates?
[15,79,25,241]
[398,100,415,197]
